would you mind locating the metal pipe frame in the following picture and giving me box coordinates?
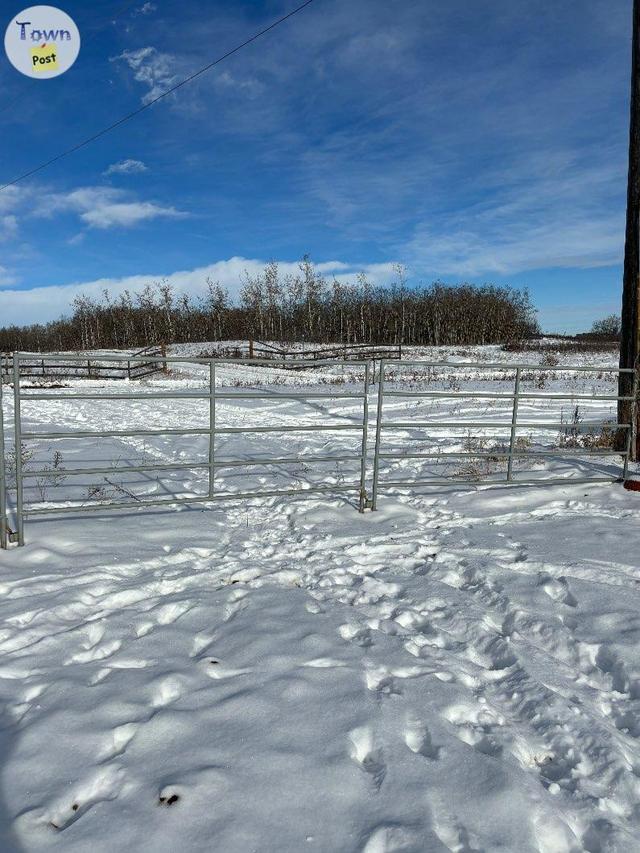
[3,353,639,546]
[6,352,370,545]
[384,360,635,373]
[378,421,631,431]
[506,367,521,481]
[20,391,366,401]
[384,390,635,402]
[13,358,24,545]
[0,378,6,548]
[22,484,361,518]
[21,424,363,440]
[21,454,364,479]
[371,359,638,500]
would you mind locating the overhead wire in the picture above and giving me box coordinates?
[0,0,317,191]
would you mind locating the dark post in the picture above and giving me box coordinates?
[619,0,640,458]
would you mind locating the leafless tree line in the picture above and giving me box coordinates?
[0,258,539,352]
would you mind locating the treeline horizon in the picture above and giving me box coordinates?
[0,258,540,352]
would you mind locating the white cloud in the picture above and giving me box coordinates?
[400,155,625,277]
[104,159,148,176]
[112,47,181,104]
[42,186,185,229]
[0,214,18,242]
[0,258,399,325]
[133,2,157,15]
[0,265,17,288]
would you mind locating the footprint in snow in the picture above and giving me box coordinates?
[404,718,440,760]
[538,573,578,608]
[199,658,253,680]
[98,722,139,761]
[361,824,423,853]
[349,726,386,790]
[25,765,126,833]
[153,600,193,625]
[150,676,183,708]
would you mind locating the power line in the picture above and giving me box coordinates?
[0,0,317,192]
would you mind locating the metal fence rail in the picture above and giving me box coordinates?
[1,353,370,546]
[371,360,638,509]
[1,354,638,547]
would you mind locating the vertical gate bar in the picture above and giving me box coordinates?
[358,361,370,512]
[13,355,24,546]
[507,367,521,481]
[0,376,6,549]
[623,364,639,479]
[208,361,216,498]
[371,359,385,510]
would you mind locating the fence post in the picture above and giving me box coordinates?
[358,362,370,512]
[13,355,24,546]
[0,376,6,549]
[623,363,639,479]
[507,367,521,481]
[208,361,216,498]
[371,359,385,510]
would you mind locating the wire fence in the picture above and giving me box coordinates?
[0,354,637,548]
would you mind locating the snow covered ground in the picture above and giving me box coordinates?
[1,343,639,852]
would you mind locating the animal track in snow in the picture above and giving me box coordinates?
[442,702,505,758]
[150,675,183,708]
[365,665,428,698]
[404,718,440,760]
[349,726,386,790]
[339,622,373,647]
[361,824,422,853]
[432,816,484,853]
[199,658,253,680]
[22,765,126,833]
[66,639,122,665]
[98,722,139,760]
[223,589,249,622]
[153,600,193,625]
[539,573,578,608]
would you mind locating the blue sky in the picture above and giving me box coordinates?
[0,0,633,331]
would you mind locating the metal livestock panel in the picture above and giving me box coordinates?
[1,353,638,547]
[2,353,370,546]
[370,360,638,509]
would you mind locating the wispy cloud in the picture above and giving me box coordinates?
[112,47,181,104]
[41,186,186,229]
[132,2,156,16]
[0,265,17,288]
[0,215,18,242]
[104,159,148,176]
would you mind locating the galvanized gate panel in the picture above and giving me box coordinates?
[371,359,638,508]
[1,353,638,547]
[7,353,371,546]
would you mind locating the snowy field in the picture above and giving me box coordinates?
[1,343,640,852]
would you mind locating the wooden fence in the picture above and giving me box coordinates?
[1,344,167,383]
[208,340,402,366]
